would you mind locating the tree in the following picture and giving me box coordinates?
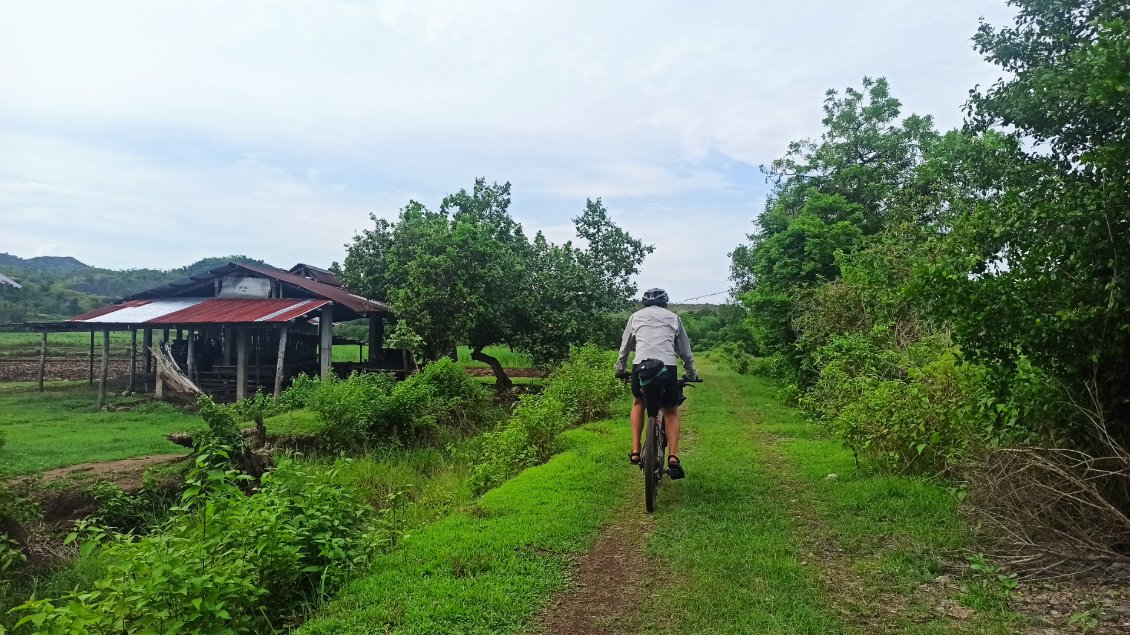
[731,78,940,382]
[925,0,1130,443]
[340,180,651,387]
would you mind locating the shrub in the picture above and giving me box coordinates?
[541,345,621,424]
[469,346,624,494]
[279,372,320,411]
[307,373,396,450]
[804,335,993,473]
[14,459,373,634]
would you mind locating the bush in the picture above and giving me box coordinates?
[803,334,993,473]
[14,459,374,634]
[470,345,624,494]
[279,372,320,410]
[541,345,621,424]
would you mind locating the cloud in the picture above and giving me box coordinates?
[0,0,1017,295]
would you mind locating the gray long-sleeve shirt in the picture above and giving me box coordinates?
[615,305,698,379]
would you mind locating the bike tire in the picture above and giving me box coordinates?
[644,415,658,513]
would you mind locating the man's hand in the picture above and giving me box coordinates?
[615,370,630,384]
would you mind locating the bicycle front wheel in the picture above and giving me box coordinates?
[644,415,658,513]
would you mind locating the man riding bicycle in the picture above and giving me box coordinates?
[615,288,699,479]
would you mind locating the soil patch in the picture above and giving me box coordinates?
[536,504,654,635]
[34,453,189,493]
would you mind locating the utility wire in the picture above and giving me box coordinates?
[678,290,729,303]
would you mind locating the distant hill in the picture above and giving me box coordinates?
[0,253,89,273]
[0,254,272,324]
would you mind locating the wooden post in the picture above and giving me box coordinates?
[127,328,137,393]
[143,328,153,374]
[38,327,47,392]
[254,331,261,392]
[236,328,248,401]
[222,325,232,365]
[97,327,110,407]
[368,314,384,364]
[319,304,334,380]
[186,330,196,384]
[274,327,288,400]
[88,330,95,386]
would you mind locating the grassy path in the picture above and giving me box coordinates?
[620,361,1018,635]
[301,360,1021,634]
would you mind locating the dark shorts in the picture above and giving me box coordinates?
[631,363,683,416]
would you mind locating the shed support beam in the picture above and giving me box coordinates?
[186,330,196,384]
[222,325,232,365]
[128,328,137,393]
[319,304,334,380]
[88,330,95,386]
[274,327,288,400]
[237,328,248,401]
[98,328,110,407]
[38,327,47,392]
[143,328,153,374]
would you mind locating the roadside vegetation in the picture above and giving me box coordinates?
[0,346,624,633]
[728,0,1130,582]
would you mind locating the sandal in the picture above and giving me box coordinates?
[667,455,686,480]
[628,451,641,466]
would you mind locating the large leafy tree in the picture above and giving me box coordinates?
[340,179,651,387]
[731,78,940,382]
[925,0,1130,442]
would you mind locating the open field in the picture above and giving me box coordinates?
[0,382,192,474]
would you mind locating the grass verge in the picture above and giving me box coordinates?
[298,411,633,634]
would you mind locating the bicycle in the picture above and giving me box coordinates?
[638,375,700,513]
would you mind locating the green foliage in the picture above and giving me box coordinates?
[13,459,374,634]
[959,553,1019,613]
[278,372,320,411]
[340,178,652,383]
[301,359,494,449]
[86,476,178,534]
[541,345,622,424]
[386,321,426,362]
[470,346,623,494]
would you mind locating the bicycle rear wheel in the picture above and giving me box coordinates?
[644,415,658,513]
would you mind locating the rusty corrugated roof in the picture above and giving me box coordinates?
[122,262,389,320]
[67,298,330,325]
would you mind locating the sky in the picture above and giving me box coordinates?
[0,0,1016,303]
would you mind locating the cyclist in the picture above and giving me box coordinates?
[615,287,699,479]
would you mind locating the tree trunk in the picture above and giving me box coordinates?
[471,345,512,389]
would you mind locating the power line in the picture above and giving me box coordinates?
[678,290,729,303]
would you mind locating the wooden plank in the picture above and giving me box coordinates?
[274,327,288,400]
[97,327,110,407]
[236,327,248,401]
[38,327,47,392]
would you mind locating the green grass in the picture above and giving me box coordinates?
[264,408,324,437]
[627,364,844,634]
[456,345,532,368]
[717,368,1019,633]
[0,382,191,474]
[298,411,633,634]
[0,331,134,357]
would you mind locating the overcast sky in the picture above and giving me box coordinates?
[0,0,1015,302]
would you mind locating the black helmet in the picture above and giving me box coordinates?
[642,288,669,307]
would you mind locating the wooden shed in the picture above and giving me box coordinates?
[49,262,399,403]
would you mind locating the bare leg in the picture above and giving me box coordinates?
[664,406,681,459]
[630,399,644,454]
